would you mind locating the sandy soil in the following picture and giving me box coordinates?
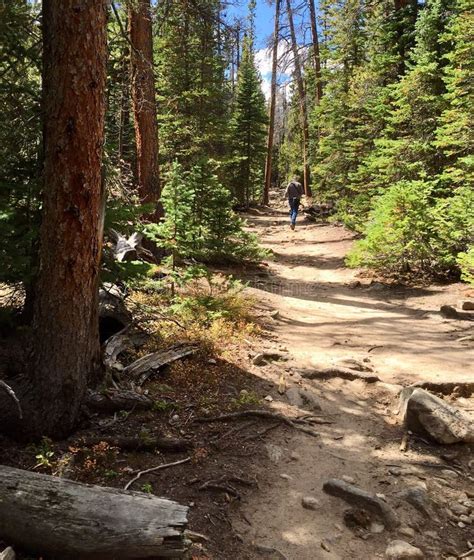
[231,203,474,560]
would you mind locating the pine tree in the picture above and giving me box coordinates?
[229,34,268,205]
[155,0,229,167]
[435,0,474,188]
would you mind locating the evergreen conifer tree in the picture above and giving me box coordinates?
[228,34,268,205]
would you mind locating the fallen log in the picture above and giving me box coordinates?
[123,344,197,386]
[86,389,154,413]
[0,465,189,559]
[301,366,380,383]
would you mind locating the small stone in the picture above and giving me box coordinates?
[264,395,274,402]
[302,496,321,510]
[189,501,195,507]
[398,486,432,518]
[280,473,292,481]
[321,540,331,552]
[349,280,361,289]
[376,493,387,501]
[459,514,471,524]
[266,443,284,464]
[461,300,474,311]
[208,358,217,364]
[290,452,300,461]
[370,521,385,534]
[442,469,459,478]
[342,475,356,484]
[270,310,280,319]
[385,540,424,559]
[450,503,469,516]
[252,353,267,366]
[398,527,416,539]
[458,521,466,528]
[389,468,402,477]
[0,548,15,560]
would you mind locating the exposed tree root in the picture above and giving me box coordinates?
[124,457,191,491]
[196,409,333,437]
[301,367,381,383]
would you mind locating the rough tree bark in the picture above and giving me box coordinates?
[308,0,323,104]
[286,0,312,197]
[0,465,189,559]
[29,0,108,438]
[263,0,281,206]
[129,0,161,215]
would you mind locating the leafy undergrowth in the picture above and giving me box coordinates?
[0,274,279,560]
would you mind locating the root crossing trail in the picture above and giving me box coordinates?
[232,205,473,560]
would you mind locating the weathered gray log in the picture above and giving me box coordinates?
[99,284,132,333]
[86,389,154,412]
[301,366,380,383]
[103,330,132,370]
[323,479,399,529]
[124,344,197,386]
[109,229,143,262]
[0,465,189,559]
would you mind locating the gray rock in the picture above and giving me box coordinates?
[302,496,320,510]
[342,475,356,484]
[266,443,284,464]
[404,388,474,444]
[286,387,322,412]
[0,548,15,560]
[450,503,469,516]
[461,300,474,311]
[385,540,424,559]
[398,486,433,518]
[252,353,267,366]
[398,527,416,539]
[323,479,399,529]
[370,521,385,534]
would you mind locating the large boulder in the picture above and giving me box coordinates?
[404,388,474,444]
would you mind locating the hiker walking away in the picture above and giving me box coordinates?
[284,176,304,230]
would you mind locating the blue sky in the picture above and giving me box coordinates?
[225,1,275,49]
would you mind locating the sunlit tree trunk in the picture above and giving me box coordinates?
[32,0,108,438]
[129,0,161,214]
[287,0,312,197]
[308,0,323,104]
[263,0,281,205]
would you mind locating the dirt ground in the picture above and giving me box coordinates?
[230,202,474,560]
[1,200,473,560]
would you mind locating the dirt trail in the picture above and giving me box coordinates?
[232,205,474,560]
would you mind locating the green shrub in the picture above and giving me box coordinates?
[457,247,474,286]
[347,181,473,280]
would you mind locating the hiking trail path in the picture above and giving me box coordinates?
[232,203,474,560]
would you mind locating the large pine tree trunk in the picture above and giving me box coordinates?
[129,0,161,214]
[286,0,312,197]
[308,0,323,104]
[30,0,108,438]
[263,0,281,206]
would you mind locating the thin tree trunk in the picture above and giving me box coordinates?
[308,0,323,104]
[31,0,108,438]
[263,0,281,206]
[129,0,161,216]
[286,0,312,197]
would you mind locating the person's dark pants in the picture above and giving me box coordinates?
[289,197,301,225]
